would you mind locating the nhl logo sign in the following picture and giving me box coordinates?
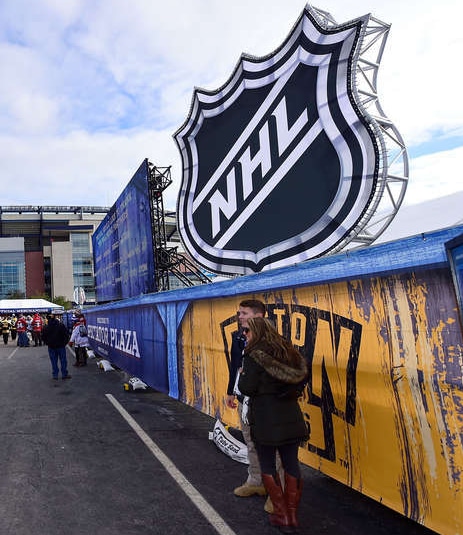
[174,6,400,275]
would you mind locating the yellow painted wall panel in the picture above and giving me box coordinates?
[178,271,463,534]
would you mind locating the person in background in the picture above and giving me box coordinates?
[69,314,89,367]
[238,317,309,534]
[1,316,10,344]
[16,313,29,347]
[10,314,17,342]
[42,314,71,380]
[26,315,33,345]
[31,312,44,347]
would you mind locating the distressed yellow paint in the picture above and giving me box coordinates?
[179,274,463,535]
[181,297,242,426]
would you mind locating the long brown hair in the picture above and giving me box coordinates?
[244,317,302,366]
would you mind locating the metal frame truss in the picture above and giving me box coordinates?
[310,5,409,252]
[147,162,211,291]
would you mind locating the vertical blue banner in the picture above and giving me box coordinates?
[93,159,156,302]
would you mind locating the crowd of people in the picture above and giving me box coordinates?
[1,310,89,380]
[1,312,46,347]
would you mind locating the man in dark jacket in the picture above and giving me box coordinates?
[42,314,71,380]
[225,299,268,499]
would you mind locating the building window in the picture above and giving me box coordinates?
[71,232,95,303]
[0,255,26,298]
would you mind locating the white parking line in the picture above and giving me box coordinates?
[105,394,238,535]
[7,347,19,359]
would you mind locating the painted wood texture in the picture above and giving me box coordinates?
[179,268,463,535]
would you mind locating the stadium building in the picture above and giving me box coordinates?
[0,206,181,303]
[0,206,109,303]
[0,206,183,304]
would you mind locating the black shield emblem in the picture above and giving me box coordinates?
[174,7,380,275]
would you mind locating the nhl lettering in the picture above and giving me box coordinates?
[207,96,311,239]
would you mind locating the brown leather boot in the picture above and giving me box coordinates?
[261,474,294,533]
[284,472,303,529]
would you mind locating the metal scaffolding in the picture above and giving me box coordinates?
[310,7,409,252]
[147,162,211,292]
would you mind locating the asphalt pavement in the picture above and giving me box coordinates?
[0,340,439,535]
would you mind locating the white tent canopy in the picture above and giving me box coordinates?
[0,299,64,315]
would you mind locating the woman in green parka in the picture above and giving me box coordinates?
[238,317,309,534]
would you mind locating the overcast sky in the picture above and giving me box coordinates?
[0,0,461,211]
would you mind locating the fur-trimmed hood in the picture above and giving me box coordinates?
[248,346,307,385]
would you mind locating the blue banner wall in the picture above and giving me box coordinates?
[86,224,463,400]
[85,303,170,393]
[93,159,156,302]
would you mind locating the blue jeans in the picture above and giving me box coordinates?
[48,347,69,378]
[18,332,29,347]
